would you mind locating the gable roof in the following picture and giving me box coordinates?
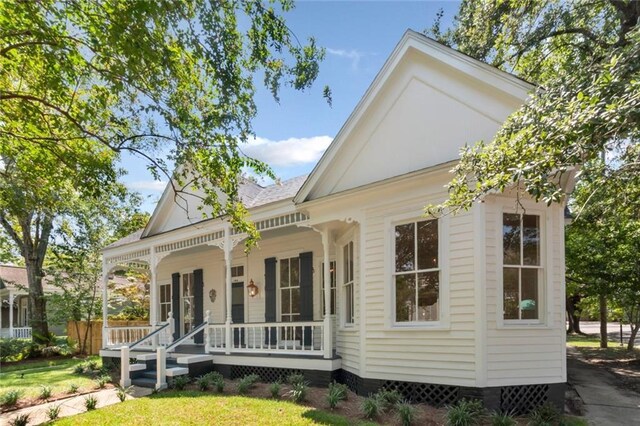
[114,175,308,247]
[0,265,57,293]
[293,29,534,204]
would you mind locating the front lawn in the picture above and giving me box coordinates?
[53,391,377,426]
[0,356,103,402]
[567,334,640,361]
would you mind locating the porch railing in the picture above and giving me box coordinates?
[0,327,32,339]
[106,313,174,349]
[206,321,324,355]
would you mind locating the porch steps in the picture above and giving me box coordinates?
[130,377,157,388]
[130,360,189,388]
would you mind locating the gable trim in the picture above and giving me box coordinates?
[293,29,533,205]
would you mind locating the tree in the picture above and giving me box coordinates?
[1,1,326,342]
[47,187,147,354]
[566,146,640,348]
[426,1,639,215]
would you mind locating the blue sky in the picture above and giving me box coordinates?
[122,1,460,212]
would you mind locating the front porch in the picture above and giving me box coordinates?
[0,289,32,339]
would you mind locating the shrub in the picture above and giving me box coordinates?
[171,375,190,390]
[375,388,403,411]
[361,396,383,419]
[47,405,62,421]
[67,383,79,394]
[9,414,29,426]
[203,371,223,382]
[328,381,349,401]
[1,389,23,408]
[0,338,36,362]
[288,381,308,403]
[86,360,99,371]
[287,373,306,386]
[396,401,417,426]
[326,386,343,409]
[116,385,132,402]
[212,376,225,393]
[73,364,86,374]
[490,411,516,426]
[237,374,260,395]
[95,375,110,389]
[39,385,53,400]
[84,395,98,411]
[529,402,560,426]
[196,376,210,391]
[445,399,485,426]
[41,345,64,357]
[269,381,281,399]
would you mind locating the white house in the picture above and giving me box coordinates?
[100,30,570,413]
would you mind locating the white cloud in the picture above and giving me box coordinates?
[327,48,366,70]
[243,136,332,167]
[126,180,167,192]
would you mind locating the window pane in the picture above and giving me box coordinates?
[395,274,416,322]
[290,258,300,287]
[281,289,290,314]
[345,283,354,323]
[343,244,349,282]
[503,267,519,319]
[521,269,539,320]
[523,215,540,266]
[417,271,439,321]
[232,285,243,304]
[291,288,300,315]
[348,242,354,282]
[417,220,438,270]
[395,223,415,272]
[280,259,289,288]
[503,214,521,265]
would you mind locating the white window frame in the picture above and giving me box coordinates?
[278,256,301,323]
[385,210,449,330]
[320,259,337,317]
[159,281,172,322]
[497,203,551,328]
[342,241,355,326]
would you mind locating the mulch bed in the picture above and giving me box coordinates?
[181,380,448,425]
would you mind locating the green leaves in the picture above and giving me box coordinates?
[425,1,640,215]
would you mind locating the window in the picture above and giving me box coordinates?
[160,283,171,322]
[502,213,542,321]
[280,257,300,322]
[343,242,354,325]
[231,265,244,281]
[182,273,194,334]
[393,219,439,322]
[321,261,337,316]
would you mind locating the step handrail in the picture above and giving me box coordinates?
[166,319,209,352]
[129,321,171,351]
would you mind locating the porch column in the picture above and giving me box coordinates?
[9,291,14,338]
[224,223,232,354]
[322,228,333,359]
[149,247,158,326]
[101,260,109,348]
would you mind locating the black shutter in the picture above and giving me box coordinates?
[299,251,313,346]
[264,257,277,345]
[193,269,204,344]
[171,272,181,341]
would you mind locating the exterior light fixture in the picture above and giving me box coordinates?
[247,279,259,297]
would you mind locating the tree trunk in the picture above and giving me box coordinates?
[599,293,608,348]
[627,324,639,351]
[566,294,583,334]
[25,259,50,343]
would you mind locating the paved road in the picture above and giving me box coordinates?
[567,346,640,425]
[573,321,636,346]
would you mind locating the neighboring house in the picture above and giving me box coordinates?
[100,30,574,412]
[0,264,63,338]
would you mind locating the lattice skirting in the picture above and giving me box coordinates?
[337,369,361,394]
[500,384,550,415]
[384,380,459,406]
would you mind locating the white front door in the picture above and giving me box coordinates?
[181,273,195,342]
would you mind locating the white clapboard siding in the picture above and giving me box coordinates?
[484,196,566,387]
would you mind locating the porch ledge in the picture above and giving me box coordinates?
[172,355,214,365]
[210,354,341,371]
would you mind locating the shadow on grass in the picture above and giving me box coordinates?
[302,409,377,426]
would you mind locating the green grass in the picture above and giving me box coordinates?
[53,391,377,425]
[0,356,102,399]
[567,334,640,361]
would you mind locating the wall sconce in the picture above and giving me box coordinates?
[247,279,259,297]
